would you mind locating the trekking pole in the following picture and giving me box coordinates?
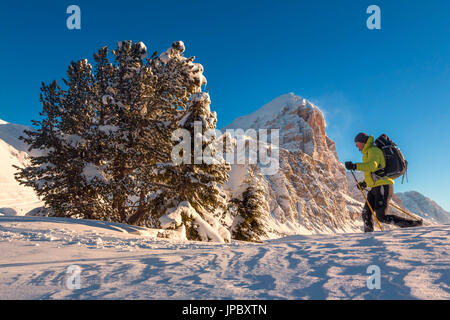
[350,170,383,231]
[389,202,421,221]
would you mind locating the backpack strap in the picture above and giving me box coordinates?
[400,161,409,184]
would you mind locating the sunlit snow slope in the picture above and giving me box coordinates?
[0,119,43,216]
[0,215,448,299]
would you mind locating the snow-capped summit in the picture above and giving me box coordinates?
[224,93,313,130]
[223,93,342,179]
[396,191,450,224]
[224,93,325,154]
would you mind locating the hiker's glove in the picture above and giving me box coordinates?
[357,181,367,189]
[345,161,356,170]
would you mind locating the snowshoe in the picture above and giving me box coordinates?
[364,224,374,233]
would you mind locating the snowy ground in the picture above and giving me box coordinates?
[0,215,448,300]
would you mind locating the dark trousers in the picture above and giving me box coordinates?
[363,184,417,231]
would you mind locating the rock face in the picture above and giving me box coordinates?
[396,191,450,224]
[223,93,361,236]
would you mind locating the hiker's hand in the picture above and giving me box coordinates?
[345,161,356,170]
[357,181,367,189]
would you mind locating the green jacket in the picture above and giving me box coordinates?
[356,136,394,188]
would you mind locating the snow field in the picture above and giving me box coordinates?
[0,216,448,299]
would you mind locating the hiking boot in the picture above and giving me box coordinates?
[397,219,423,228]
[364,224,374,233]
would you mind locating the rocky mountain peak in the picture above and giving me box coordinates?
[223,93,343,180]
[224,93,359,236]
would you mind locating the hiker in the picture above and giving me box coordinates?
[345,132,422,232]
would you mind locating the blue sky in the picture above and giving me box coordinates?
[0,0,449,210]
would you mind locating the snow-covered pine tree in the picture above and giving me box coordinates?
[15,59,103,219]
[177,92,231,215]
[156,92,232,242]
[93,40,155,223]
[16,40,235,242]
[124,40,212,226]
[232,166,268,242]
[89,40,208,224]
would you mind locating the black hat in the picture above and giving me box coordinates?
[354,132,369,143]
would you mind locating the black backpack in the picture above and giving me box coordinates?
[374,134,408,182]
